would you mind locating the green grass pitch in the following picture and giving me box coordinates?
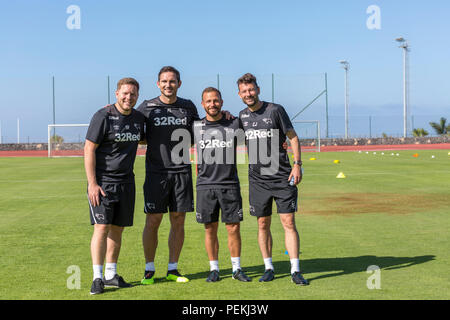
[0,149,449,300]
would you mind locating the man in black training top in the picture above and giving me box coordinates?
[85,78,145,295]
[137,66,198,284]
[193,87,251,283]
[237,73,309,286]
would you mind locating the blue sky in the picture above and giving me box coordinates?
[0,0,449,141]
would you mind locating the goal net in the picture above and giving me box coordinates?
[292,121,321,152]
[48,124,88,157]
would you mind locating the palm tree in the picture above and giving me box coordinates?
[429,117,450,135]
[412,128,429,137]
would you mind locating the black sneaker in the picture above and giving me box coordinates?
[259,269,275,282]
[103,274,132,288]
[291,272,309,286]
[232,269,251,282]
[206,270,220,282]
[90,278,104,295]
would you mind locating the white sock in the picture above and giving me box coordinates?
[209,260,219,271]
[231,257,241,272]
[168,262,178,271]
[104,263,117,280]
[290,258,300,274]
[264,257,274,271]
[93,265,103,280]
[145,262,155,272]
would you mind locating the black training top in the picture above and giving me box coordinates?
[85,104,145,184]
[239,102,295,182]
[137,97,200,174]
[193,117,242,190]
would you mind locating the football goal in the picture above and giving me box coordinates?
[47,124,88,157]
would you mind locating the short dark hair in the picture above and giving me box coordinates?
[202,87,222,100]
[158,66,181,82]
[237,73,259,88]
[117,77,139,91]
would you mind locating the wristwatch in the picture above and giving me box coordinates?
[293,160,302,166]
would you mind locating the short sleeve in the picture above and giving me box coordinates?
[274,105,294,136]
[85,111,107,145]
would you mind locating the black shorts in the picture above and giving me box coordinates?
[249,180,298,217]
[196,188,243,224]
[143,171,194,214]
[88,182,135,227]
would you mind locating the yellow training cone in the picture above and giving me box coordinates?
[336,172,346,179]
[309,157,316,161]
[334,160,340,164]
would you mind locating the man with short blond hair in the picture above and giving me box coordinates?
[85,77,145,294]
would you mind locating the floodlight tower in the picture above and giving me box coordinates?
[395,37,410,138]
[339,60,350,139]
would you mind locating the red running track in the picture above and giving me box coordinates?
[1,143,449,157]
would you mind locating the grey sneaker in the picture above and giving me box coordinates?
[291,272,309,286]
[232,269,251,282]
[259,269,275,282]
[206,270,220,282]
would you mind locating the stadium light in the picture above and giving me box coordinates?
[395,37,410,137]
[339,60,350,139]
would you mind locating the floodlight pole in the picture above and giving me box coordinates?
[17,118,20,144]
[107,75,111,104]
[340,61,350,139]
[325,72,329,138]
[52,76,56,140]
[396,37,410,138]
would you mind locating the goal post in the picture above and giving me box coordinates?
[48,124,89,157]
[292,120,321,152]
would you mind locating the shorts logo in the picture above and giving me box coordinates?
[290,200,297,210]
[95,213,105,221]
[196,212,202,222]
[237,209,243,219]
[146,203,156,210]
[249,206,255,213]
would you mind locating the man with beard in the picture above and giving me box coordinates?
[193,87,250,283]
[237,73,309,286]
